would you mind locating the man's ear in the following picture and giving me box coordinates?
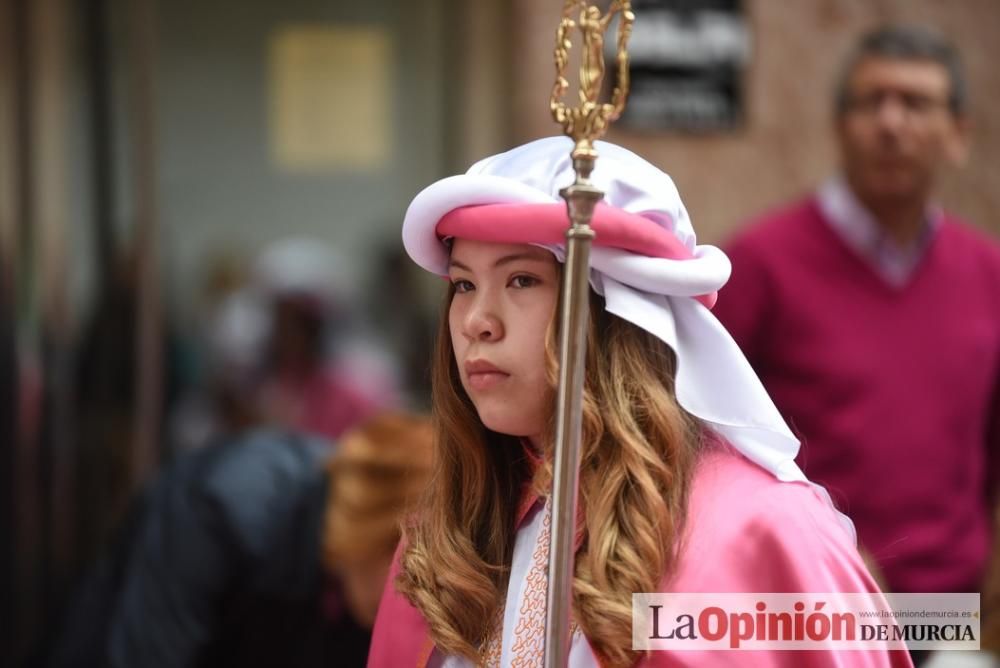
[945,114,971,166]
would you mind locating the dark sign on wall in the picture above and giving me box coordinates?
[611,0,749,132]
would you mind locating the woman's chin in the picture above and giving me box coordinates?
[477,409,536,440]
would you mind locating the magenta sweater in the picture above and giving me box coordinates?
[714,197,1000,594]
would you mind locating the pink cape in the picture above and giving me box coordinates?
[367,444,914,667]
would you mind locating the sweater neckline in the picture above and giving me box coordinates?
[808,197,945,298]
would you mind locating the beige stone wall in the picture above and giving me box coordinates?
[502,0,1000,244]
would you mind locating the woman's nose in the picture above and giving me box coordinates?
[463,297,504,342]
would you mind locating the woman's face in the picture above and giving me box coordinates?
[448,239,559,444]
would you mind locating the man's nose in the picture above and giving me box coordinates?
[873,95,909,132]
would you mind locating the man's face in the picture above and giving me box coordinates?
[836,56,967,206]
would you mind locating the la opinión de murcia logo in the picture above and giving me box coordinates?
[632,592,980,651]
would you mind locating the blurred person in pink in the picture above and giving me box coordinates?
[367,137,912,666]
[251,237,399,443]
[170,239,399,451]
[713,26,1000,663]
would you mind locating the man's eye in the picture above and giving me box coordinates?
[902,93,937,112]
[510,275,538,289]
[452,279,474,293]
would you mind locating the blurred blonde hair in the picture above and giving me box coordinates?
[322,412,434,573]
[397,288,703,667]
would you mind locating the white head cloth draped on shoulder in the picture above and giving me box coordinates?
[402,136,854,539]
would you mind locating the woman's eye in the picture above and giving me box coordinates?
[452,279,474,293]
[509,275,539,289]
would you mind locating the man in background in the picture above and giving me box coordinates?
[714,25,1000,664]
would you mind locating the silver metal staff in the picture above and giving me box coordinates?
[545,2,634,666]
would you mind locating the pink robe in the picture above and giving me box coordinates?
[368,442,914,667]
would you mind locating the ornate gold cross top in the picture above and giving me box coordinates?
[550,0,635,160]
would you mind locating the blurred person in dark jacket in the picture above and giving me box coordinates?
[47,412,432,668]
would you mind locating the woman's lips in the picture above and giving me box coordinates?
[467,371,510,391]
[465,359,510,391]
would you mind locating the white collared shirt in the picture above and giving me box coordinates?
[816,176,941,287]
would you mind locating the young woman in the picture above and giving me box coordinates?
[367,137,913,667]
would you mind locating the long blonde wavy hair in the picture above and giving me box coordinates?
[397,284,704,667]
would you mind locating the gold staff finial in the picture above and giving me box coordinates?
[551,0,635,160]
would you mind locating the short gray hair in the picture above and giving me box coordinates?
[835,25,967,116]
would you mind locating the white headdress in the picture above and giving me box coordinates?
[403,136,853,539]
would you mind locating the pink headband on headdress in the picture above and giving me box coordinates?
[437,202,717,308]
